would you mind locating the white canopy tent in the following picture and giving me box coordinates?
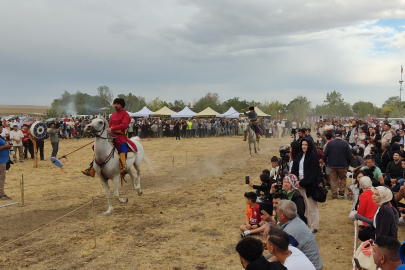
[216,107,239,118]
[171,106,196,118]
[129,106,153,118]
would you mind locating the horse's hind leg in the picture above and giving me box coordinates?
[99,177,113,216]
[113,174,128,204]
[128,168,136,190]
[134,161,142,195]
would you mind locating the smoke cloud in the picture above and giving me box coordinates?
[61,102,77,116]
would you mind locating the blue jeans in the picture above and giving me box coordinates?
[386,177,405,192]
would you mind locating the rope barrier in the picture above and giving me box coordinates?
[0,200,93,250]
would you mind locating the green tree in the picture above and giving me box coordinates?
[148,97,167,111]
[352,101,375,118]
[222,97,250,112]
[97,86,114,104]
[259,100,284,117]
[319,91,353,116]
[285,96,312,121]
[193,92,222,113]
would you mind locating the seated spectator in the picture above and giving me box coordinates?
[350,150,365,171]
[380,142,393,173]
[347,171,364,220]
[270,175,306,224]
[362,155,384,185]
[266,192,288,227]
[240,192,265,237]
[370,147,381,167]
[372,236,402,270]
[269,156,280,180]
[262,200,323,270]
[358,186,398,241]
[266,229,316,270]
[356,177,378,227]
[235,237,286,270]
[248,173,273,201]
[384,152,403,191]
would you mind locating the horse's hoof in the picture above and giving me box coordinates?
[138,189,143,195]
[103,210,113,216]
[118,198,128,203]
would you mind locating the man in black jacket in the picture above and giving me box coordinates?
[380,142,392,173]
[235,237,286,270]
[384,152,403,190]
[323,130,352,199]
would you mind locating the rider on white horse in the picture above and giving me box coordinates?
[82,98,136,177]
[242,106,260,142]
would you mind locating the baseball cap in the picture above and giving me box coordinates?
[335,130,342,135]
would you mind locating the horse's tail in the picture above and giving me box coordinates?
[143,156,156,174]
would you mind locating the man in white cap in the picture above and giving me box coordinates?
[9,123,24,162]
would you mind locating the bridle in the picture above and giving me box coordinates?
[90,120,108,140]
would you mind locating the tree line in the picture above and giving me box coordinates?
[43,86,405,119]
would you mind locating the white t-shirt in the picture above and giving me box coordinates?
[324,124,334,131]
[10,130,24,146]
[292,122,297,129]
[299,154,305,177]
[0,128,9,138]
[284,246,316,270]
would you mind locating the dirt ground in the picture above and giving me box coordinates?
[0,135,404,269]
[0,105,50,116]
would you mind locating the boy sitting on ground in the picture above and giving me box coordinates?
[240,192,265,237]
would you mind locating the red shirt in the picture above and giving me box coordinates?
[246,203,262,225]
[357,190,378,225]
[21,130,30,143]
[109,109,130,134]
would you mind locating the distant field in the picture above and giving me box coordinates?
[0,104,51,116]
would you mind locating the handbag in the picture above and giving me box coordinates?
[354,241,377,270]
[312,173,328,202]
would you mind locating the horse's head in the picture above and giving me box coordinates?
[242,122,249,131]
[85,115,108,135]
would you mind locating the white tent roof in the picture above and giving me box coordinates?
[216,107,239,118]
[171,106,196,118]
[149,106,176,116]
[254,107,270,117]
[194,107,220,117]
[129,106,153,118]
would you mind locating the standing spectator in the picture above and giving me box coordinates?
[9,124,24,162]
[191,120,197,137]
[48,123,60,158]
[127,120,134,138]
[151,121,158,138]
[21,125,33,159]
[291,138,320,233]
[174,120,181,140]
[206,121,212,137]
[15,118,23,130]
[277,121,283,138]
[323,130,352,199]
[0,128,12,200]
[0,123,9,141]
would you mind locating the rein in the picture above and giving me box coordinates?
[92,120,109,140]
[95,147,115,180]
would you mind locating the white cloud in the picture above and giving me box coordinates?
[0,0,405,108]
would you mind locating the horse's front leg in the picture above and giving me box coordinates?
[99,177,113,216]
[113,174,128,203]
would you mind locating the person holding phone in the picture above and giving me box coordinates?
[247,173,273,201]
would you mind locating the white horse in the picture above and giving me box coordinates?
[243,120,259,155]
[85,116,154,215]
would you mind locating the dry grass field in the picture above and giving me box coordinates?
[0,105,50,116]
[0,135,404,269]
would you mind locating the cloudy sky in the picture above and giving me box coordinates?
[1,0,405,107]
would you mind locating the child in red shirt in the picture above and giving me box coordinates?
[240,192,265,237]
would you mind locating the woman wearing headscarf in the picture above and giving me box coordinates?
[270,174,306,224]
[347,171,364,220]
[358,186,398,241]
[291,137,320,233]
[356,177,378,225]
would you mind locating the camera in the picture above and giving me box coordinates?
[279,146,290,158]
